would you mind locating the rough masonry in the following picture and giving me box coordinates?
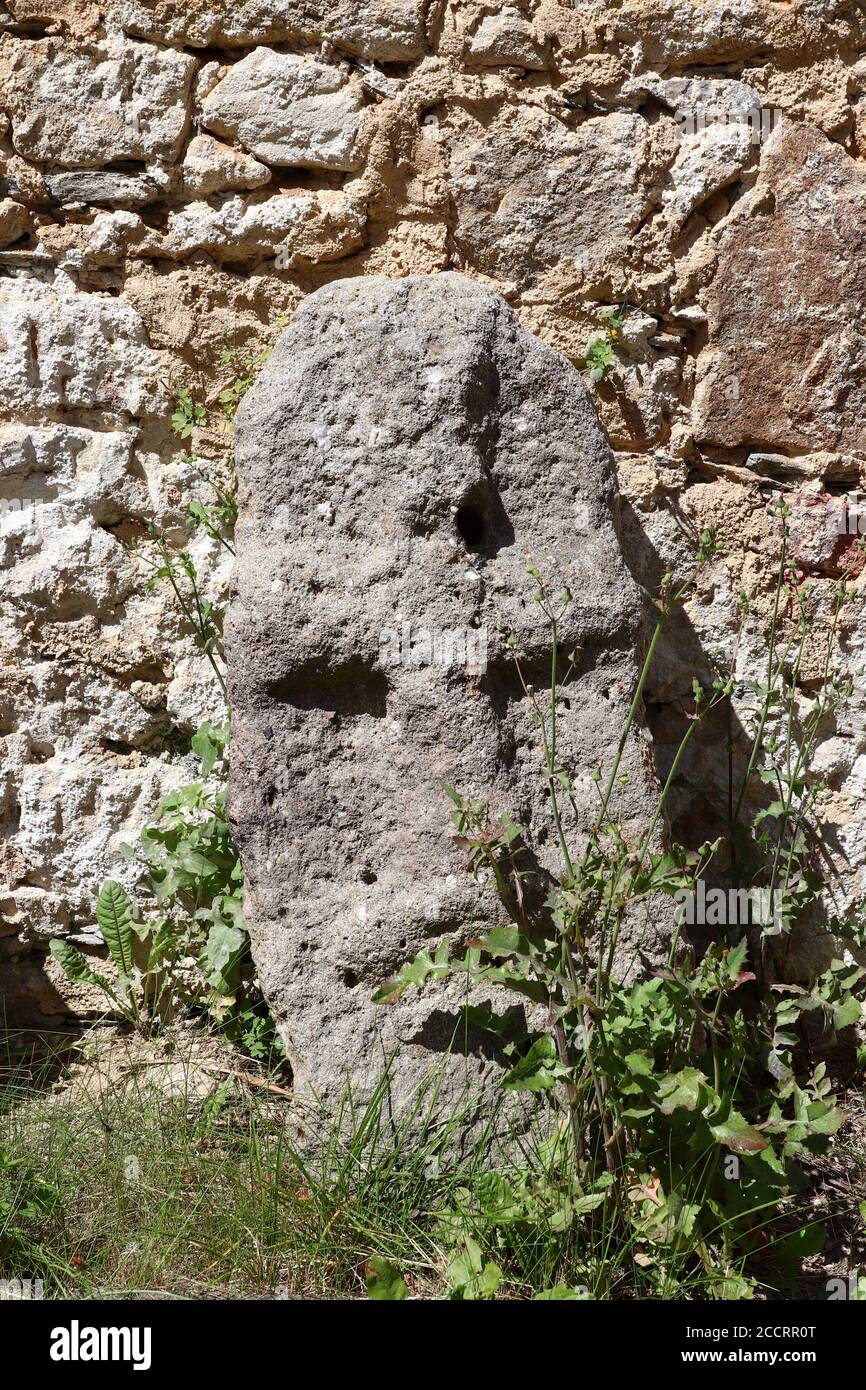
[1,0,866,1023]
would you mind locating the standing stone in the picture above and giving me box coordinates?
[227,273,667,1115]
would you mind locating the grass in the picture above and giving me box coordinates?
[0,1027,520,1300]
[0,1029,450,1299]
[2,1027,864,1301]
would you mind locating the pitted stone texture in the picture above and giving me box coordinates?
[227,273,667,1112]
[0,273,227,1025]
[596,0,866,67]
[202,49,365,172]
[0,424,146,539]
[110,0,426,61]
[0,36,195,168]
[693,123,866,454]
[0,277,166,418]
[0,418,168,1015]
[0,437,230,1025]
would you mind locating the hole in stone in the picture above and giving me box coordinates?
[340,969,359,988]
[360,867,377,884]
[455,503,486,549]
[28,741,55,763]
[451,480,515,558]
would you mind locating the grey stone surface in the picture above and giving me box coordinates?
[448,108,657,292]
[45,171,167,208]
[227,273,668,1113]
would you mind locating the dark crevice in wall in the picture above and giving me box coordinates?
[267,659,388,718]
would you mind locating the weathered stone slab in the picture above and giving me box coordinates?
[1,37,195,168]
[227,273,668,1113]
[0,277,166,418]
[110,0,426,62]
[693,123,866,454]
[45,170,169,207]
[202,49,365,172]
[448,108,656,291]
[160,190,365,263]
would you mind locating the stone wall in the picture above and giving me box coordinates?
[2,0,866,1022]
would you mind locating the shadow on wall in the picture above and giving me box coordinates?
[1,951,102,1031]
[618,494,847,979]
